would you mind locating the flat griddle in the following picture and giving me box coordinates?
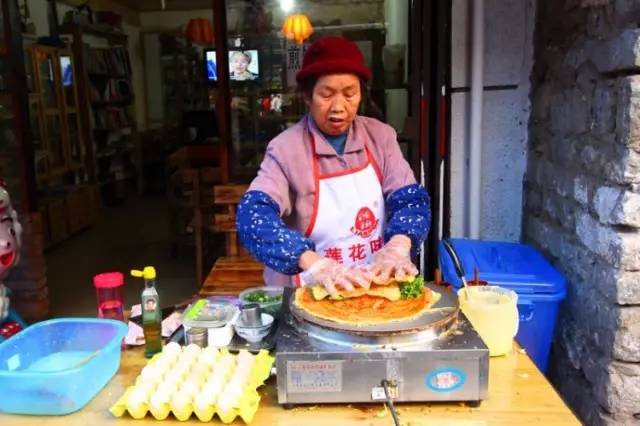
[289,282,459,337]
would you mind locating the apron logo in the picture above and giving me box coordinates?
[350,207,379,239]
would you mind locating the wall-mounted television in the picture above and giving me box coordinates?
[60,56,73,87]
[205,49,217,83]
[228,49,259,81]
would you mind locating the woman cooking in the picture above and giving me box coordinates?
[237,37,431,298]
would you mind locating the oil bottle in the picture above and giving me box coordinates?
[131,266,162,358]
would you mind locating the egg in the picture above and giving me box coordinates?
[139,364,163,383]
[149,387,172,408]
[202,346,219,360]
[201,379,224,398]
[155,382,176,398]
[230,372,249,388]
[208,367,228,385]
[171,392,192,411]
[177,352,197,368]
[237,350,254,365]
[217,354,236,373]
[228,375,247,391]
[174,362,193,377]
[184,343,202,357]
[154,354,175,370]
[217,392,236,412]
[180,379,201,399]
[197,351,216,369]
[190,363,210,378]
[186,371,207,387]
[127,383,153,409]
[224,380,244,402]
[194,391,216,411]
[163,341,182,357]
[234,361,253,376]
[164,369,185,386]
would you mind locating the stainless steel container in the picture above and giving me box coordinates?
[186,327,208,347]
[240,303,262,326]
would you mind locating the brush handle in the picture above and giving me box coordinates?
[442,239,467,280]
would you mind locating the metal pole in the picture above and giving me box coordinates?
[468,0,484,238]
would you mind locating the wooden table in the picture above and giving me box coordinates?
[0,345,579,425]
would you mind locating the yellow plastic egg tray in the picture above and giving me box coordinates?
[110,343,274,423]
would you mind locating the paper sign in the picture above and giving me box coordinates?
[286,41,309,89]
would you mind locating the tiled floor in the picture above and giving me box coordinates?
[46,195,202,317]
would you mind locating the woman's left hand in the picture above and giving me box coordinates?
[369,235,418,283]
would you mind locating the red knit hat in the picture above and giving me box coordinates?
[296,36,371,83]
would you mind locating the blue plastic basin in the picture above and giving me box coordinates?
[0,318,127,415]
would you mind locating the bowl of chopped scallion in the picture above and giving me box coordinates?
[238,286,284,318]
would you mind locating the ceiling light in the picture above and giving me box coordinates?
[280,0,294,13]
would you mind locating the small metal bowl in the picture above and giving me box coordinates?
[233,313,274,343]
[238,287,284,318]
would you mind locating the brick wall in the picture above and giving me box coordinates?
[526,1,640,424]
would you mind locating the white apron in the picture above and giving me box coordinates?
[296,125,386,287]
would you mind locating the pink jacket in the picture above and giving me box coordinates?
[247,115,416,286]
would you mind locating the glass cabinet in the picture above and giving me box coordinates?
[26,45,85,181]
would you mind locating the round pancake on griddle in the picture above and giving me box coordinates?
[294,286,441,326]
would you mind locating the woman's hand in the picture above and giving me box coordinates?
[300,252,371,298]
[369,235,419,283]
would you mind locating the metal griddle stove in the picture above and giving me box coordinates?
[275,284,489,406]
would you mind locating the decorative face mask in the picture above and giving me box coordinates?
[0,182,21,250]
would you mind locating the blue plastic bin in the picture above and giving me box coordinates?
[439,239,566,372]
[0,318,127,415]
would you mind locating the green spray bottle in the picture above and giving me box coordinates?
[131,266,162,358]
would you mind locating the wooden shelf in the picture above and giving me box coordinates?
[88,72,129,79]
[96,145,136,158]
[62,22,127,43]
[91,97,133,107]
[93,126,132,132]
[99,174,136,186]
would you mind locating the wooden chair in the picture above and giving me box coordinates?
[199,184,265,296]
[167,144,225,286]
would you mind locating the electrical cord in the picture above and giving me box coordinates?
[382,379,400,426]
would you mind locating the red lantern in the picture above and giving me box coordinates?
[281,14,313,45]
[186,19,214,45]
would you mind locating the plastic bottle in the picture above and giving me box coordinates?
[131,266,162,358]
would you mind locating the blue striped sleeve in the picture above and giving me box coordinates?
[236,190,315,275]
[384,184,431,257]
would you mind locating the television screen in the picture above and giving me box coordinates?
[205,50,217,82]
[228,49,259,81]
[60,56,73,87]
